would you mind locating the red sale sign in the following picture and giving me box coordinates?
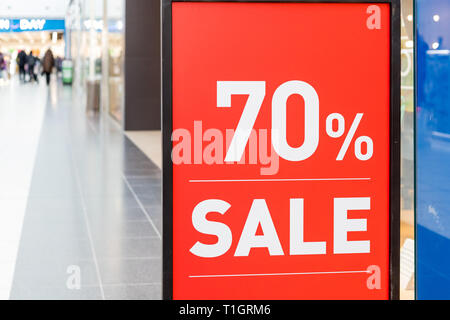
[163,0,400,300]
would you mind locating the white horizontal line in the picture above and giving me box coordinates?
[189,178,371,183]
[189,270,369,278]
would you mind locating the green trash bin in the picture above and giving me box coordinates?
[62,60,73,85]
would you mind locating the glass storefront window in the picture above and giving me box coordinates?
[107,2,125,123]
[416,0,450,300]
[66,0,124,120]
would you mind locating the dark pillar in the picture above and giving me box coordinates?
[124,0,161,130]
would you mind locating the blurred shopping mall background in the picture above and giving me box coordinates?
[0,0,162,300]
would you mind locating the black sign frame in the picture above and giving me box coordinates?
[162,0,401,300]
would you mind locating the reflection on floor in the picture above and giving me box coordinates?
[4,79,162,299]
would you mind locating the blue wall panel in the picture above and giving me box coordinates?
[416,0,450,299]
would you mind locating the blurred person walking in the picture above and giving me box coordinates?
[27,51,38,83]
[17,50,27,82]
[42,48,54,86]
[55,56,62,73]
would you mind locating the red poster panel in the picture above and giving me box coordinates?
[168,1,396,299]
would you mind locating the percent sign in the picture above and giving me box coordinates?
[325,113,373,161]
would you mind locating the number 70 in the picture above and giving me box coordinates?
[217,80,320,162]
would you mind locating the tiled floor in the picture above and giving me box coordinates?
[4,79,162,299]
